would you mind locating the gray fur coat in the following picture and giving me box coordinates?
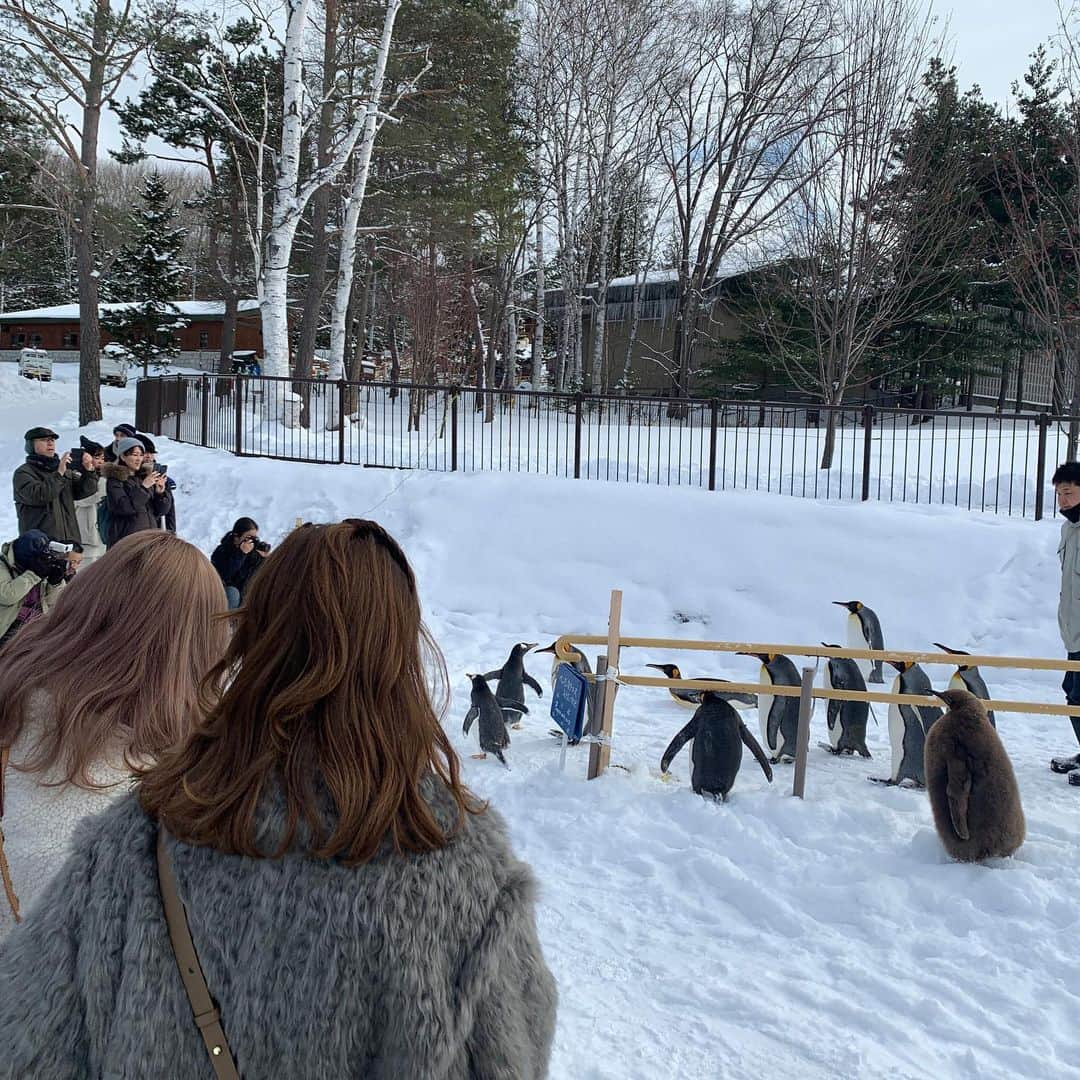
[0,782,557,1078]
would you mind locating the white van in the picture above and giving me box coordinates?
[18,348,52,381]
[100,343,130,387]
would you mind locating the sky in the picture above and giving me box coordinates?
[944,0,1066,109]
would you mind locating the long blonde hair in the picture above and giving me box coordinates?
[0,530,229,787]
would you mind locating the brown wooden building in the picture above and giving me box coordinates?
[0,300,263,354]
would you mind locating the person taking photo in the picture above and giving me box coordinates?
[13,427,99,548]
[211,517,270,609]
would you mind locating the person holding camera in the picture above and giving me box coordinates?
[13,427,99,549]
[101,439,170,550]
[103,423,139,463]
[0,531,69,650]
[211,517,270,609]
[136,435,176,532]
[72,438,108,565]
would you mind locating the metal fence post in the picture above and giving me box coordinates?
[573,393,583,480]
[861,404,874,502]
[234,376,243,457]
[156,377,163,435]
[174,376,183,442]
[451,389,459,472]
[200,374,210,447]
[338,379,347,464]
[708,398,719,491]
[1035,412,1050,521]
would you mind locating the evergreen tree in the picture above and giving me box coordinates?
[100,172,187,374]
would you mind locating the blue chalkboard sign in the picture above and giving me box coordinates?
[550,664,589,742]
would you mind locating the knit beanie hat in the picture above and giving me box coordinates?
[113,423,138,439]
[116,437,144,459]
[12,530,49,570]
[80,435,105,456]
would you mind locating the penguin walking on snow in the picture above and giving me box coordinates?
[833,601,886,684]
[660,692,774,801]
[934,643,996,728]
[463,673,522,768]
[483,642,542,729]
[737,652,802,763]
[871,660,942,787]
[819,646,871,757]
[645,663,756,710]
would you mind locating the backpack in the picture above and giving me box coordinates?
[0,745,19,922]
[97,497,111,546]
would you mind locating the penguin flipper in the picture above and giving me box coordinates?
[523,672,544,697]
[946,757,972,841]
[497,698,528,714]
[481,669,502,682]
[463,706,479,736]
[740,723,774,783]
[660,717,698,773]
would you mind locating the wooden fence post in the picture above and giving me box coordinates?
[587,589,623,780]
[792,666,815,798]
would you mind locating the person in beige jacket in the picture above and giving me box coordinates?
[72,438,108,565]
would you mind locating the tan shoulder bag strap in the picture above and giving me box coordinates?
[0,745,20,922]
[156,828,240,1080]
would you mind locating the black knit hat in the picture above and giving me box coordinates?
[112,423,138,439]
[137,433,157,454]
[79,435,105,456]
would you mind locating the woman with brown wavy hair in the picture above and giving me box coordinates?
[0,529,228,939]
[0,519,557,1078]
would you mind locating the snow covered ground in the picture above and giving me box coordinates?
[3,368,1080,1079]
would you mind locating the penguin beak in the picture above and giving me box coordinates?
[831,601,848,607]
[536,644,555,654]
[645,663,665,671]
[523,643,538,651]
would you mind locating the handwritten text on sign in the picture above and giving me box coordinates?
[550,664,589,742]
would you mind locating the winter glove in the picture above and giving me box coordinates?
[44,560,67,586]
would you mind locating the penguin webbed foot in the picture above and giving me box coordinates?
[470,753,488,760]
[868,775,897,785]
[818,741,842,755]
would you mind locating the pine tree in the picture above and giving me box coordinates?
[100,173,188,375]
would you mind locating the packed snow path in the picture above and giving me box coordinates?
[2,368,1078,1078]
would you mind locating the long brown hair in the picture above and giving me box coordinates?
[138,519,476,863]
[0,530,229,787]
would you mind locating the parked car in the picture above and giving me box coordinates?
[100,343,130,387]
[18,347,52,381]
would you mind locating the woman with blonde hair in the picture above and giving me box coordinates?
[0,519,557,1078]
[0,530,228,938]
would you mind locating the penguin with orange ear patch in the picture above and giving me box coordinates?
[870,660,941,787]
[737,652,802,763]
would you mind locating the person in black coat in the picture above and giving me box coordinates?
[101,439,170,549]
[211,517,269,608]
[13,427,100,547]
[136,435,176,532]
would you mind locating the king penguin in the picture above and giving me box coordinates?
[537,640,598,746]
[660,692,774,801]
[819,645,871,757]
[933,643,996,728]
[736,652,802,763]
[483,642,543,729]
[871,660,942,787]
[833,601,886,684]
[463,673,520,768]
[645,663,756,710]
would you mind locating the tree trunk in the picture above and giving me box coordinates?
[76,0,110,425]
[532,200,545,389]
[819,397,839,469]
[327,0,401,381]
[293,0,339,387]
[219,191,242,373]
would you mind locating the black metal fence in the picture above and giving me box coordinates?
[135,374,1076,519]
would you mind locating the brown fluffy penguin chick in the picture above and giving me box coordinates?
[925,689,1025,863]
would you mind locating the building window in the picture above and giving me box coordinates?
[62,332,79,349]
[29,333,42,347]
[199,330,209,349]
[11,332,25,347]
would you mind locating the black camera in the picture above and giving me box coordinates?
[153,463,168,475]
[254,540,271,554]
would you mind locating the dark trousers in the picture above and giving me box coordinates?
[1063,651,1080,745]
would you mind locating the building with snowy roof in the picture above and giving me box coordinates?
[0,300,264,371]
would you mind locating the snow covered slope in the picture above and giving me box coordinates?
[2,368,1078,1079]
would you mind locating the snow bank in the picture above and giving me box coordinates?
[1,376,1077,1078]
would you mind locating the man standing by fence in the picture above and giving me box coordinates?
[1053,462,1080,783]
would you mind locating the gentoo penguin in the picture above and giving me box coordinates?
[818,645,871,757]
[483,642,542,729]
[645,663,756,710]
[537,640,597,746]
[463,673,521,767]
[925,689,1024,861]
[659,692,774,801]
[833,601,886,684]
[871,660,942,787]
[933,643,996,728]
[736,652,802,763]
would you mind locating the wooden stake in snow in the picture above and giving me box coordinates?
[792,666,816,799]
[587,589,623,781]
